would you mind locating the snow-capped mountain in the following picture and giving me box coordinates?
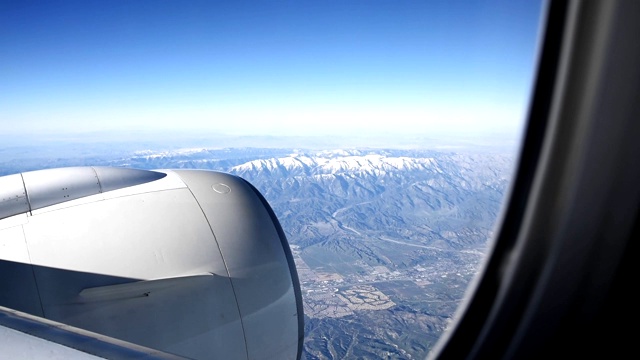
[226,149,511,193]
[230,152,441,177]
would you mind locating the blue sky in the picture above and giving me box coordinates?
[1,0,544,141]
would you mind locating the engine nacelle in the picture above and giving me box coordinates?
[0,167,303,360]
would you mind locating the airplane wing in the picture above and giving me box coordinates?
[0,167,303,360]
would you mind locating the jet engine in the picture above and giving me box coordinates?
[0,167,303,360]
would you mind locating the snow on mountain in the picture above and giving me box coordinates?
[230,151,439,177]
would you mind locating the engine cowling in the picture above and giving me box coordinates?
[0,167,303,360]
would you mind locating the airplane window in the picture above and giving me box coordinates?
[0,1,544,359]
